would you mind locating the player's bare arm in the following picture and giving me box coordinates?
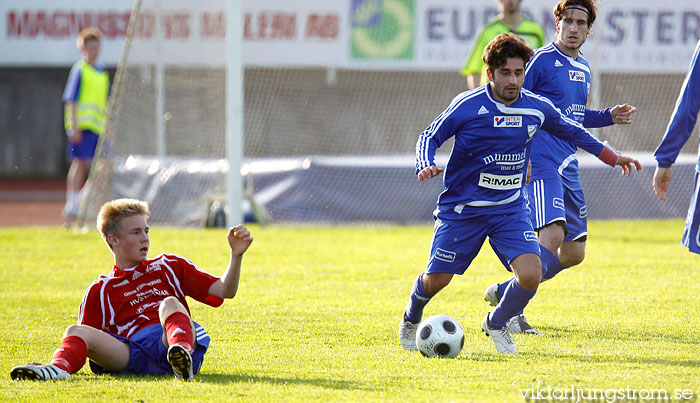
[68,102,82,143]
[417,166,444,183]
[609,103,637,125]
[615,154,642,176]
[653,167,672,201]
[208,224,253,299]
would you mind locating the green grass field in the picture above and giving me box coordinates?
[1,220,699,402]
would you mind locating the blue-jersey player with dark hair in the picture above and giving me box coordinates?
[653,38,700,254]
[482,0,638,335]
[398,32,640,354]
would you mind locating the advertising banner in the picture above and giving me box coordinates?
[1,0,698,72]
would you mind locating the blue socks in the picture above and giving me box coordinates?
[540,246,566,280]
[404,273,432,323]
[489,280,536,327]
[494,244,564,304]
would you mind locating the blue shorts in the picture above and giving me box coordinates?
[425,210,541,275]
[89,322,210,376]
[66,130,99,161]
[526,178,588,242]
[682,168,700,254]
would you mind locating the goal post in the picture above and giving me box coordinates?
[226,0,244,227]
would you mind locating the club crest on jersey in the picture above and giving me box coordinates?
[527,124,538,138]
[569,70,585,82]
[435,248,456,263]
[493,116,522,128]
[524,231,538,242]
[479,172,522,190]
[146,263,162,273]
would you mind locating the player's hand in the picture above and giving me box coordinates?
[616,154,641,176]
[417,166,444,183]
[610,103,637,125]
[653,166,672,201]
[525,160,532,185]
[228,224,253,256]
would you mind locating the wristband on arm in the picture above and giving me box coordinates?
[598,141,620,167]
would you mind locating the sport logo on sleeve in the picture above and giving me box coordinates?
[434,248,456,263]
[569,70,585,82]
[493,116,522,127]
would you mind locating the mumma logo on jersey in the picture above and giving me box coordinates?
[350,0,415,60]
[569,70,585,82]
[493,116,522,128]
[479,172,523,190]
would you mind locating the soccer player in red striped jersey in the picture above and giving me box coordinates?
[10,198,253,381]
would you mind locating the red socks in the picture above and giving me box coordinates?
[50,335,87,374]
[164,312,194,352]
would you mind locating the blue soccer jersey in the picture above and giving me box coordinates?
[415,84,615,221]
[654,39,700,169]
[523,43,613,190]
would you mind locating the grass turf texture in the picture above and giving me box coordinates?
[1,220,699,402]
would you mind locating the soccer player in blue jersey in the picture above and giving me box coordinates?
[482,0,638,335]
[398,33,640,354]
[653,38,700,253]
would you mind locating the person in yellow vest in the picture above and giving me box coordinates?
[461,0,545,90]
[62,27,110,224]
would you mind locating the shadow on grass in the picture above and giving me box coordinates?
[94,373,369,391]
[537,325,700,347]
[517,326,700,368]
[194,373,368,390]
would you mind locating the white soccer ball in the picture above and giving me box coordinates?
[416,314,465,358]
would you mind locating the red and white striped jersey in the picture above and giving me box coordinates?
[78,254,223,338]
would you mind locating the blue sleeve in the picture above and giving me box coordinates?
[522,59,541,92]
[415,98,461,174]
[654,40,700,168]
[539,97,605,157]
[583,108,613,128]
[62,63,82,103]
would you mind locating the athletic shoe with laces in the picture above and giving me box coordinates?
[506,314,543,335]
[10,363,71,381]
[168,345,194,381]
[398,316,419,350]
[481,313,517,354]
[484,283,500,307]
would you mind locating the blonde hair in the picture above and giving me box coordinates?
[97,199,150,245]
[76,26,102,49]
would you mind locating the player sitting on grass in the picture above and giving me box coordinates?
[10,198,252,381]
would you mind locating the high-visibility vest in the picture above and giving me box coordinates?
[64,61,109,135]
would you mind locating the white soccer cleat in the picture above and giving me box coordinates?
[398,316,419,350]
[506,314,543,335]
[484,283,500,307]
[10,363,71,381]
[481,313,517,354]
[168,345,194,381]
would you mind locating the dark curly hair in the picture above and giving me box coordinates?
[482,33,534,74]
